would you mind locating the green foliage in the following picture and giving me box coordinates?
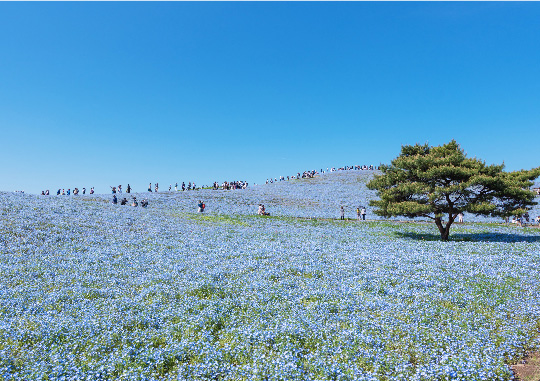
[367,140,540,240]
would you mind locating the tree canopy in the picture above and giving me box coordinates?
[366,140,540,241]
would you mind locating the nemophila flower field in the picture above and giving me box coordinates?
[1,171,540,380]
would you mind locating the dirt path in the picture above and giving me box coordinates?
[296,216,540,228]
[511,352,540,381]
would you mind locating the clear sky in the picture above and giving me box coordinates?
[1,2,539,194]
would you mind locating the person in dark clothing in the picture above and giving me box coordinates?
[112,194,118,204]
[126,184,131,193]
[120,198,128,205]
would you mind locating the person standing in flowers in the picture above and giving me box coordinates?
[340,206,345,220]
[357,207,361,221]
[458,212,464,223]
[126,184,131,193]
[198,200,205,213]
[148,183,152,192]
[361,207,366,220]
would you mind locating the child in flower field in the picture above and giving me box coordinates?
[198,201,205,213]
[357,207,361,221]
[340,206,345,220]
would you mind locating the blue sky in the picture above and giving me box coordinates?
[1,2,539,193]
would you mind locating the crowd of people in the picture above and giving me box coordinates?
[213,181,248,190]
[112,195,148,208]
[506,212,540,227]
[30,165,540,227]
[340,206,367,220]
[265,165,380,184]
[38,164,381,196]
[43,187,96,196]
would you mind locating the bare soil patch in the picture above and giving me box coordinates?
[512,351,540,381]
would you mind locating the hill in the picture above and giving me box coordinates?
[1,170,540,380]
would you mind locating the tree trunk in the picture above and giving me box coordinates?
[434,217,451,241]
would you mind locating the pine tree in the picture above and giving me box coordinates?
[367,140,540,241]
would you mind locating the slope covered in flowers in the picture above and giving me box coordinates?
[1,171,540,380]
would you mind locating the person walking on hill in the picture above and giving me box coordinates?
[148,183,152,192]
[356,207,361,221]
[126,184,131,194]
[340,206,345,220]
[361,207,366,221]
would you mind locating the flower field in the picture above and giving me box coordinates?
[1,171,540,380]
